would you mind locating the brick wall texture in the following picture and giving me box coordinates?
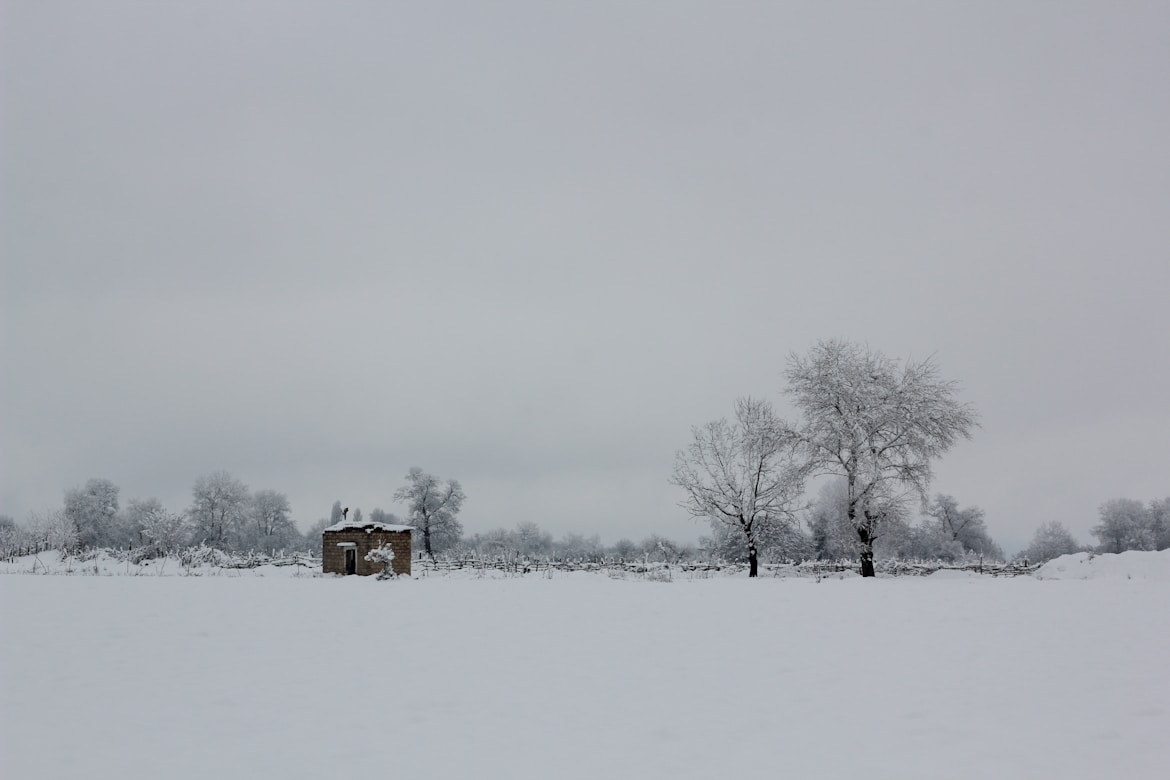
[322,528,412,577]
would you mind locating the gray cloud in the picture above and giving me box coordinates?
[3,1,1168,551]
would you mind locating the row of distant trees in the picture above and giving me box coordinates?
[2,474,1163,568]
[4,488,1161,568]
[0,466,475,560]
[0,467,472,561]
[2,459,1163,569]
[1089,497,1170,554]
[445,493,1164,567]
[0,472,307,558]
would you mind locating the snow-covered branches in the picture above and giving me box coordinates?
[393,467,466,559]
[783,340,978,576]
[26,508,79,553]
[64,479,120,548]
[187,471,251,550]
[245,489,297,552]
[1092,498,1165,554]
[1023,521,1082,564]
[126,498,189,555]
[671,397,807,577]
[364,543,399,580]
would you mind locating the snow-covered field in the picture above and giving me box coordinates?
[3,554,1169,779]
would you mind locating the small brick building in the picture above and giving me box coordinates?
[322,519,413,577]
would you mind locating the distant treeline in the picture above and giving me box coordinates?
[1,471,1165,568]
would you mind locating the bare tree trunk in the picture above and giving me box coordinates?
[857,525,875,577]
[846,480,876,577]
[741,518,760,578]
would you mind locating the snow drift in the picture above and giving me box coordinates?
[1034,549,1170,581]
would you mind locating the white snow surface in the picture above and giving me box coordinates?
[2,564,1169,779]
[926,567,983,579]
[1033,549,1170,580]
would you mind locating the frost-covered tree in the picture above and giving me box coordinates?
[188,471,250,550]
[928,494,1002,560]
[64,478,121,548]
[472,527,518,557]
[671,397,806,577]
[394,467,465,559]
[468,522,553,558]
[1023,521,1081,564]
[637,534,698,565]
[0,514,24,558]
[864,495,1003,563]
[26,508,79,553]
[610,538,639,559]
[782,340,978,576]
[369,508,402,526]
[301,517,330,553]
[329,501,344,526]
[758,520,813,563]
[806,479,859,560]
[125,498,189,556]
[1092,498,1154,553]
[877,516,962,561]
[704,520,810,565]
[930,494,980,544]
[558,532,604,561]
[245,489,297,552]
[1151,498,1170,551]
[516,521,553,557]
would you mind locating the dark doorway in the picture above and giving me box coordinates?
[345,548,356,575]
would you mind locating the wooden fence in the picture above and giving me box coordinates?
[410,555,1042,578]
[2,544,1040,578]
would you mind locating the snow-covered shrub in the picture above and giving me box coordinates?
[365,543,398,580]
[645,564,673,583]
[179,543,234,571]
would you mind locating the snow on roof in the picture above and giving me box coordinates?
[323,519,414,533]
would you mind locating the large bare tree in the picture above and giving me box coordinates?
[394,467,465,559]
[671,397,806,577]
[782,340,978,577]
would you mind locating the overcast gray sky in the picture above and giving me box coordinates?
[2,1,1167,553]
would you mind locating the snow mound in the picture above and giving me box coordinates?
[1034,549,1170,581]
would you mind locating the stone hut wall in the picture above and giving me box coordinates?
[322,529,412,576]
